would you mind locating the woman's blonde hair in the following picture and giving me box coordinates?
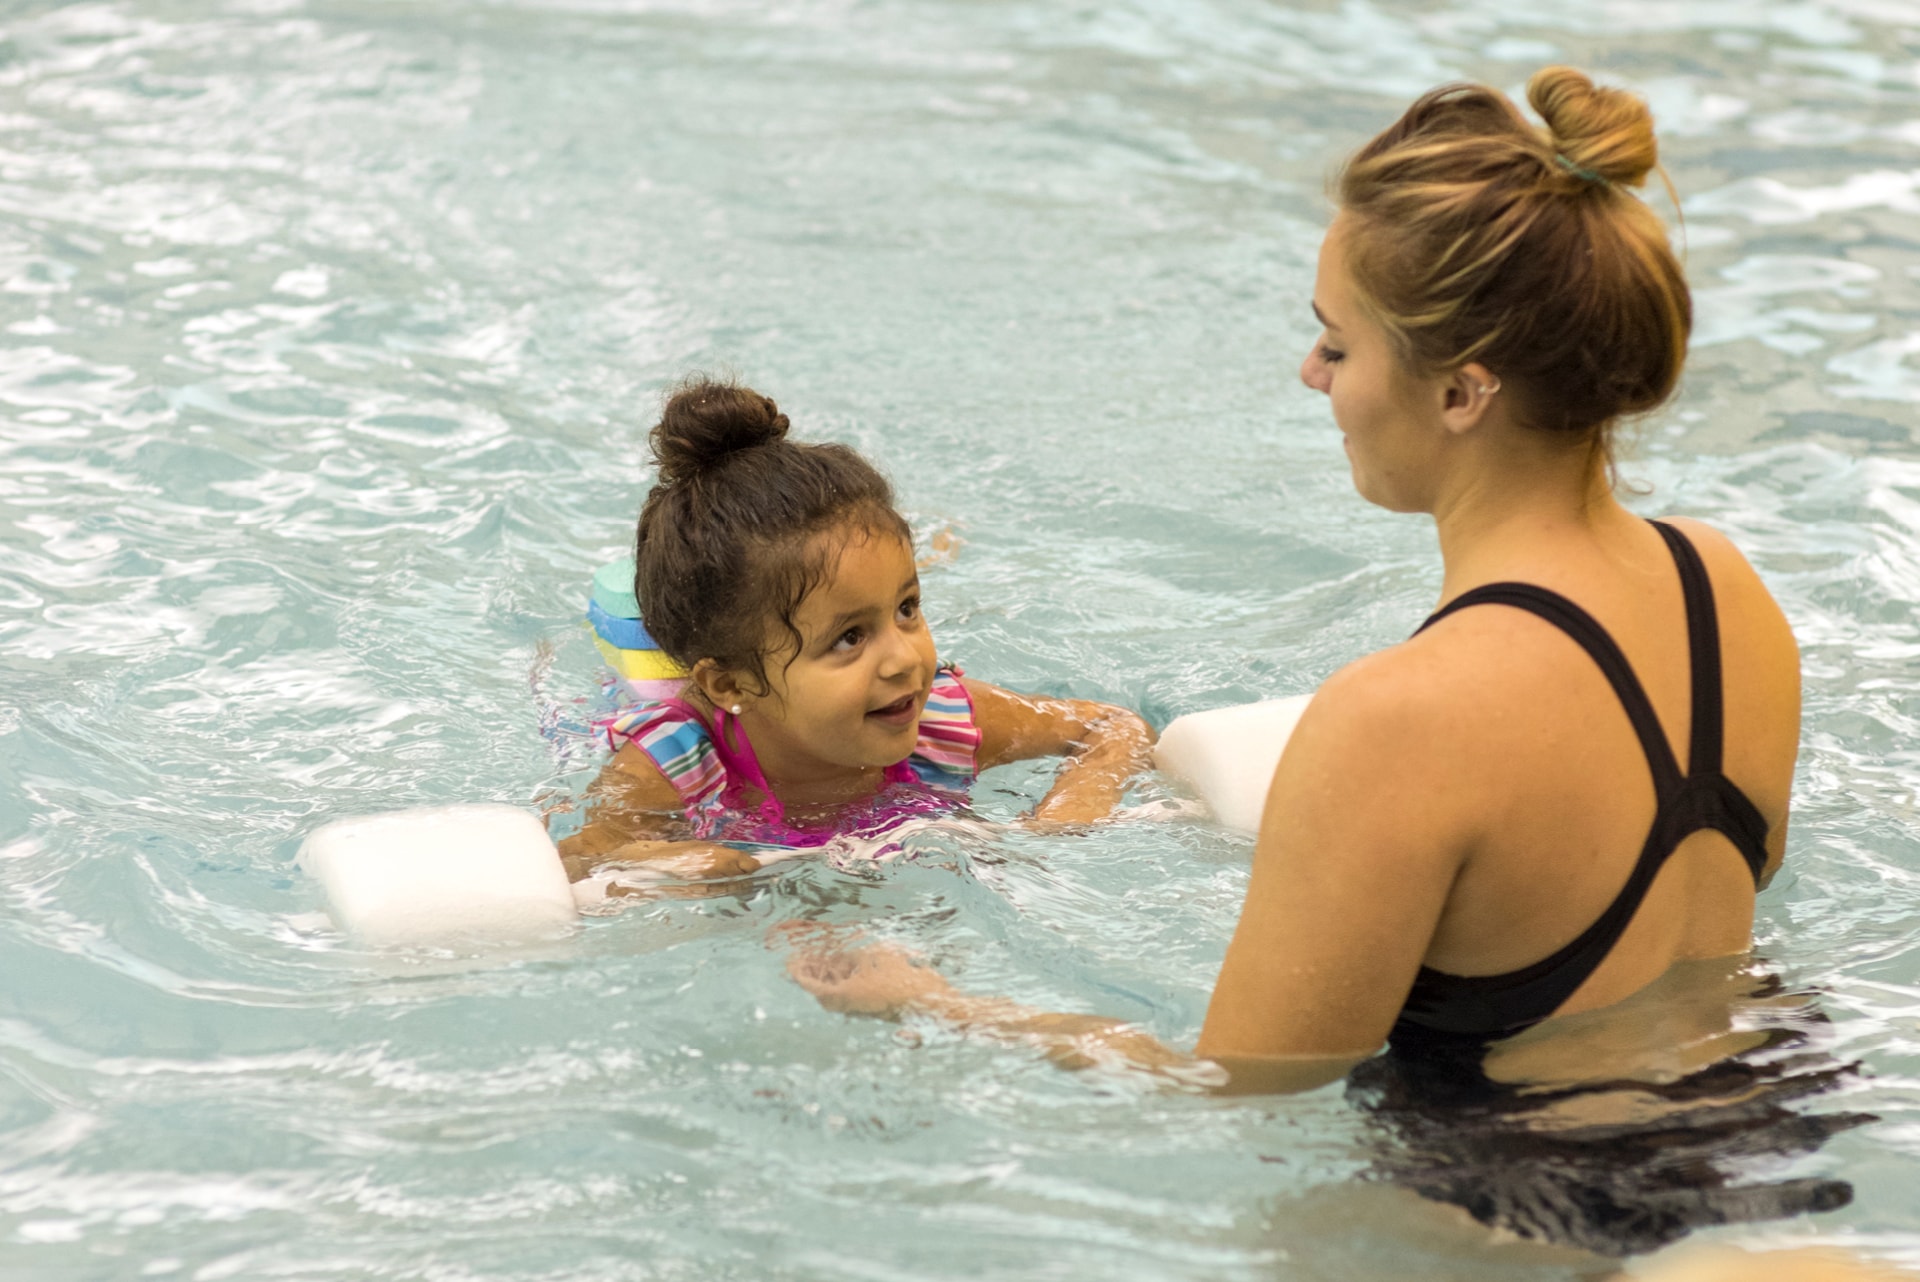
[1337,67,1689,455]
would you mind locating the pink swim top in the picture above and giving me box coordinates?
[595,668,982,848]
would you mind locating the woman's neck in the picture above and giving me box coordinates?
[1429,437,1629,600]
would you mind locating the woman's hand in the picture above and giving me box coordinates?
[784,936,956,1018]
[779,928,1227,1082]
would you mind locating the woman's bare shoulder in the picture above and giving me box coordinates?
[1656,516,1798,655]
[1306,591,1634,777]
[1655,516,1774,593]
[1297,629,1518,770]
[1342,598,1579,704]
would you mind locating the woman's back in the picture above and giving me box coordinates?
[1191,66,1805,1056]
[1378,508,1799,1025]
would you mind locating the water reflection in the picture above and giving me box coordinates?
[1350,960,1873,1257]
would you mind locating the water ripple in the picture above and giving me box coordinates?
[1,0,1919,1278]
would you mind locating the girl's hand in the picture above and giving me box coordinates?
[1023,790,1120,830]
[966,681,1156,828]
[784,936,956,1018]
[555,741,695,877]
[1015,797,1201,835]
[556,824,637,877]
[566,836,760,884]
[607,840,761,881]
[1013,814,1091,836]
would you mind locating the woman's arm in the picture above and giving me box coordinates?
[961,678,1155,825]
[786,937,1192,1072]
[792,649,1476,1080]
[1197,653,1474,1058]
[785,934,1358,1092]
[555,743,759,881]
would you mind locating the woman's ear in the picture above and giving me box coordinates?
[1439,362,1502,435]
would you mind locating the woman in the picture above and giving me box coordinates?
[787,67,1802,1089]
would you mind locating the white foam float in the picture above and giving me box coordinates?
[298,804,579,948]
[297,696,1313,947]
[1152,694,1314,834]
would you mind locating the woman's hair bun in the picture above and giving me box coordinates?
[650,376,791,485]
[1527,66,1658,188]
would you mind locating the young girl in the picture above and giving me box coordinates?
[557,377,1153,883]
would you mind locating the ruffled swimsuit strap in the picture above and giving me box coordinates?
[903,666,983,784]
[594,696,729,834]
[705,705,791,827]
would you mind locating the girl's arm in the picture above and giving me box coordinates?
[555,743,759,881]
[960,679,1155,825]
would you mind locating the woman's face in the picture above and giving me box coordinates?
[1299,217,1447,513]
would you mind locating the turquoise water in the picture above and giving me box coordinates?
[3,0,1920,1277]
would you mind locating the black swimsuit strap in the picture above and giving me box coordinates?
[1652,520,1724,777]
[1418,580,1685,800]
[1394,521,1774,1040]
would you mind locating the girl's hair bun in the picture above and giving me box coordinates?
[1527,66,1658,188]
[650,376,791,485]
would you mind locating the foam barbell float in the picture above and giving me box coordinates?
[302,582,1311,948]
[299,696,1313,947]
[298,804,579,947]
[1151,693,1314,834]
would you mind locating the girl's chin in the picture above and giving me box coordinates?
[841,746,916,775]
[855,722,920,763]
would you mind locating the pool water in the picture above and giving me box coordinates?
[3,1,1919,1277]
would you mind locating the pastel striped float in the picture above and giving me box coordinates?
[588,557,688,702]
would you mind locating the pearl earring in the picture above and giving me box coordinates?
[730,704,743,715]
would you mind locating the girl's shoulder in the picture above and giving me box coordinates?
[599,698,727,807]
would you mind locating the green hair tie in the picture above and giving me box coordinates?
[1555,153,1607,186]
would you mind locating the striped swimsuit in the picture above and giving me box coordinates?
[596,668,981,848]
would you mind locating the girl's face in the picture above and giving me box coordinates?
[742,527,938,781]
[1299,216,1448,513]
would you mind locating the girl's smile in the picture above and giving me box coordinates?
[866,691,919,727]
[721,525,939,791]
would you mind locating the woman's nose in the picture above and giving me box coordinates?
[1300,346,1331,394]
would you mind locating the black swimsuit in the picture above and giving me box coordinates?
[1390,520,1773,1044]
